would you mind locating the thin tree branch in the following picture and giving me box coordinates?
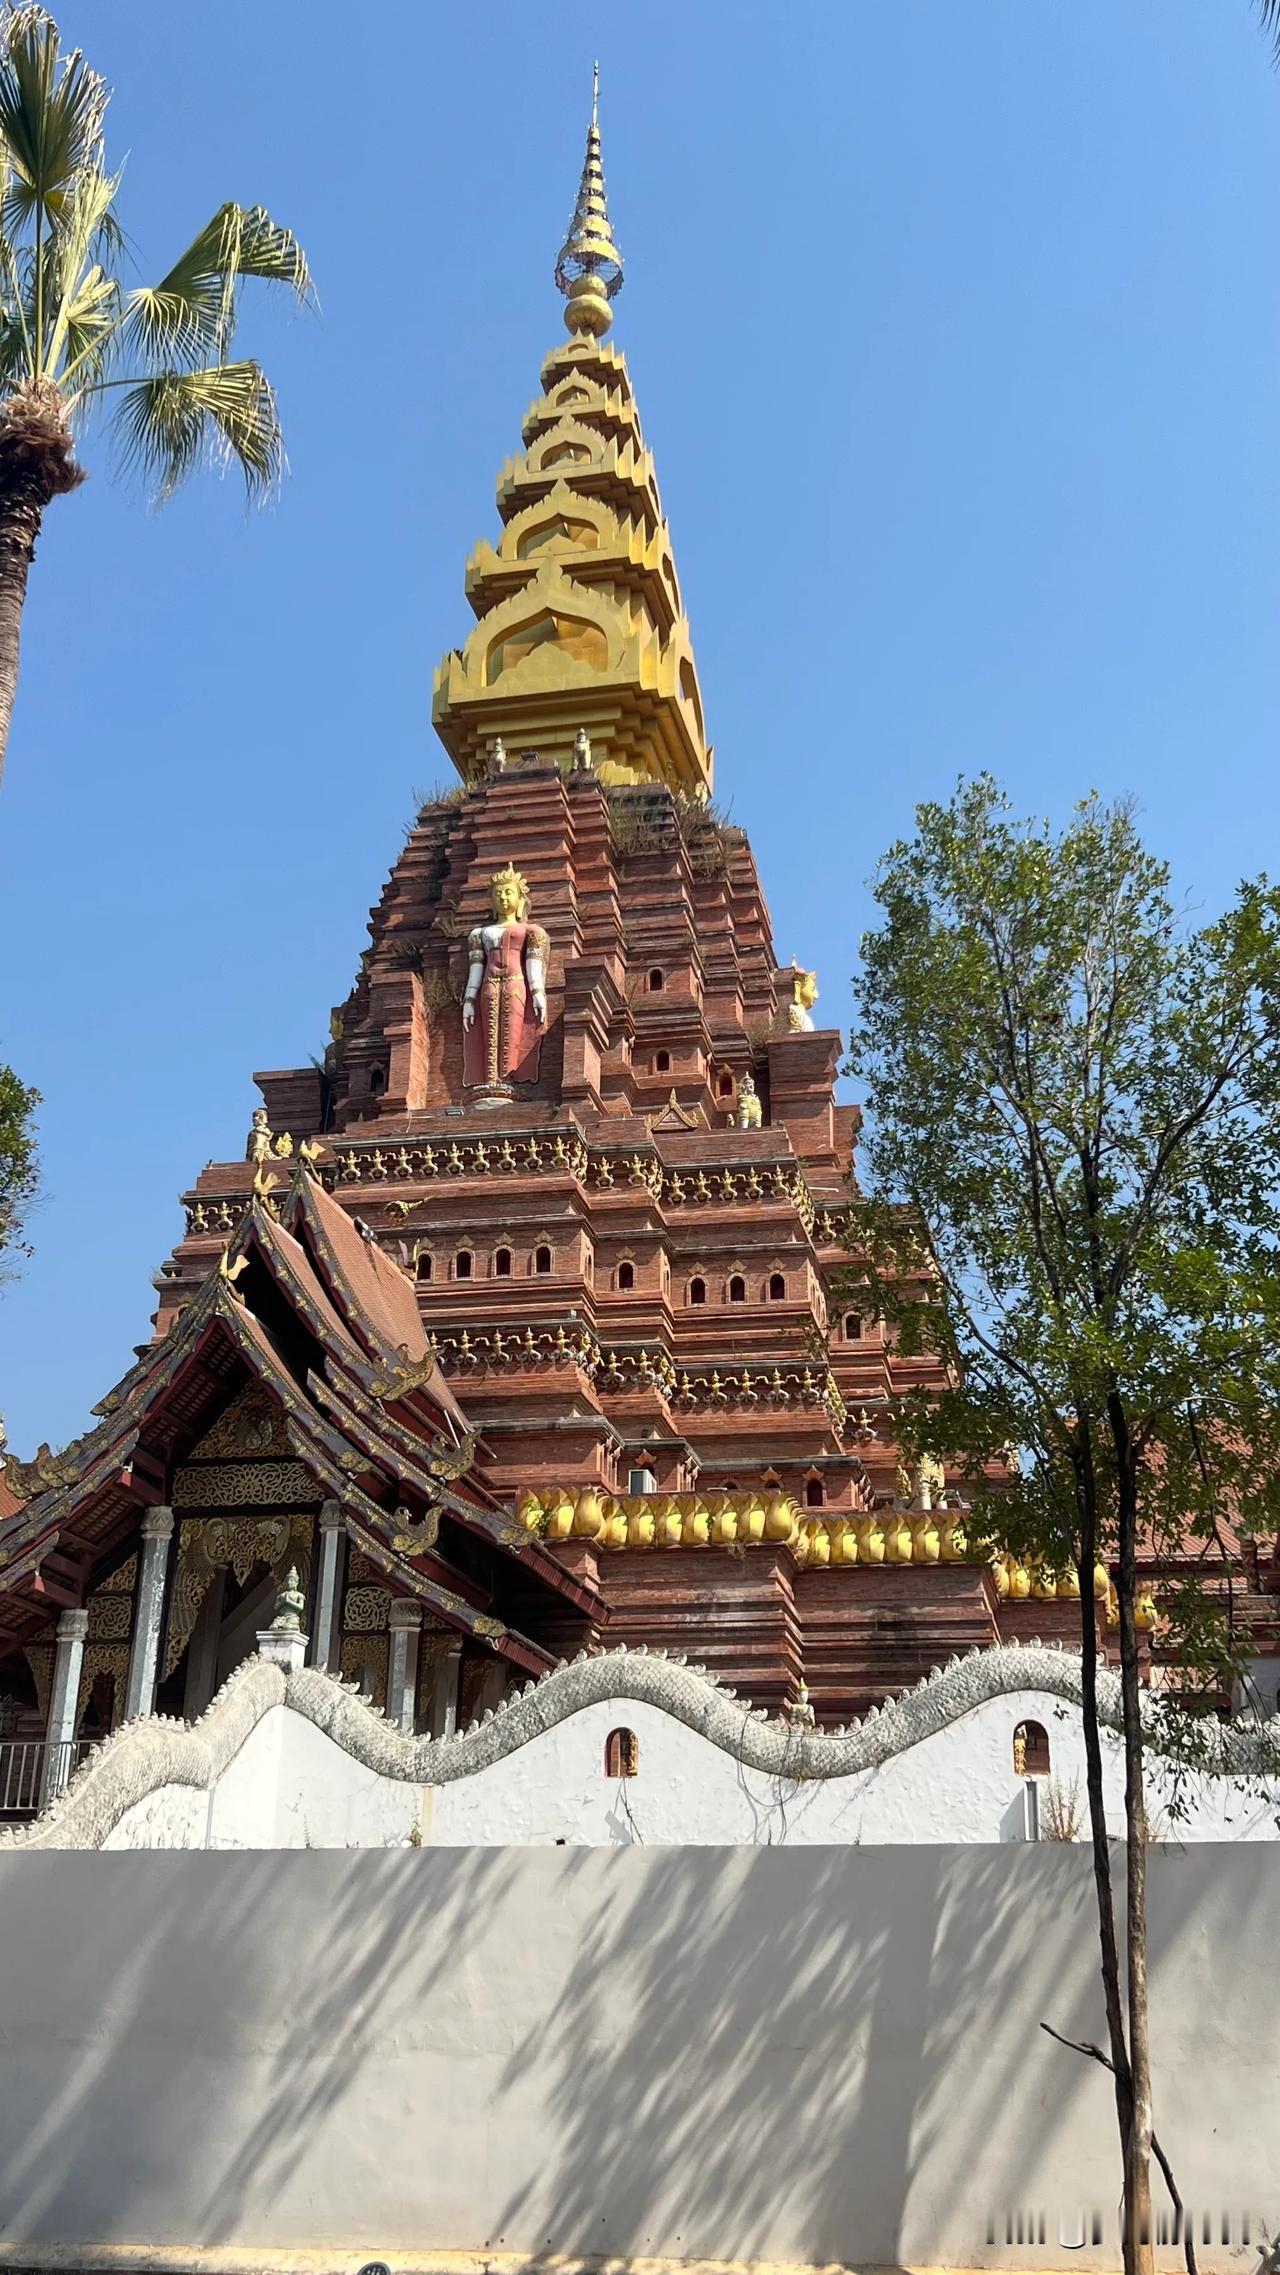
[1040,2023,1197,2275]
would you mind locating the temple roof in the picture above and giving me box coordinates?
[432,87,711,798]
[0,1165,601,1670]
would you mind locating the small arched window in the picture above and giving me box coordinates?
[719,1073,734,1097]
[617,1261,635,1291]
[655,1050,671,1073]
[769,1273,786,1301]
[804,1477,825,1508]
[494,1248,512,1278]
[648,969,665,992]
[728,1275,747,1303]
[369,1065,387,1097]
[534,1244,553,1275]
[843,1314,863,1341]
[415,1252,433,1282]
[688,1276,706,1305]
[1014,1720,1051,1776]
[605,1727,640,1778]
[454,1250,473,1280]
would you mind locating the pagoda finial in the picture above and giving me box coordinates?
[555,65,623,339]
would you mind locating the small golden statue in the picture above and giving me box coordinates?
[786,964,819,1032]
[462,864,550,1105]
[246,1107,272,1165]
[735,1073,763,1130]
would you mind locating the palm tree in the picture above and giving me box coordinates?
[0,7,309,786]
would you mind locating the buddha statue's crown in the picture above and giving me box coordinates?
[490,861,529,914]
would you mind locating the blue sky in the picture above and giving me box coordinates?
[1,0,1278,1451]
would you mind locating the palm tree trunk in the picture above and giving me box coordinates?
[0,381,83,790]
[0,470,48,789]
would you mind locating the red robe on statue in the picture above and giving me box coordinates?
[463,920,549,1089]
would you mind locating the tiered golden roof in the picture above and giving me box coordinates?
[432,80,713,795]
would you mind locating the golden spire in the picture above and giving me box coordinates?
[432,70,713,798]
[555,64,624,338]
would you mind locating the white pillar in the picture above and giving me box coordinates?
[124,1505,174,1722]
[387,1600,423,1733]
[310,1501,345,1672]
[40,1607,89,1807]
[429,1638,462,1737]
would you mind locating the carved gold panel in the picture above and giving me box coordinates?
[186,1385,291,1460]
[173,1458,318,1509]
[77,1643,130,1724]
[163,1512,314,1678]
[86,1594,132,1641]
[339,1632,388,1711]
[343,1585,390,1634]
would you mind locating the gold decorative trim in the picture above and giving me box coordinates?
[343,1585,390,1634]
[163,1514,313,1678]
[77,1643,129,1725]
[182,1138,820,1236]
[339,1631,388,1710]
[86,1595,131,1642]
[173,1459,318,1509]
[519,1485,975,1567]
[186,1386,291,1461]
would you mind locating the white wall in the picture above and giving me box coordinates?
[0,1845,1273,2269]
[428,1689,1280,1847]
[96,1685,1280,1853]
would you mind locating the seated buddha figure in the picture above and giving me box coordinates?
[462,863,549,1102]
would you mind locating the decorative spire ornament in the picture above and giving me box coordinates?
[555,63,624,337]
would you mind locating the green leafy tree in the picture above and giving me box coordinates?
[0,6,310,786]
[0,1054,38,1460]
[848,778,1280,2275]
[0,1055,37,1280]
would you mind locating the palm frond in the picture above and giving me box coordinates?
[0,8,107,229]
[114,358,283,502]
[1260,0,1280,57]
[43,162,122,381]
[56,262,118,395]
[124,201,311,370]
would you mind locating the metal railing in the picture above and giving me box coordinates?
[0,1738,95,1816]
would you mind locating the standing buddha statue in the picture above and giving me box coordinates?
[462,863,549,1104]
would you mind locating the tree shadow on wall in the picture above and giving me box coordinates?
[0,1838,1245,2260]
[484,1842,1109,2266]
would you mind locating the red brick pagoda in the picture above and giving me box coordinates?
[0,100,1137,1786]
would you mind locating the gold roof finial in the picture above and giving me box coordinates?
[555,63,623,338]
